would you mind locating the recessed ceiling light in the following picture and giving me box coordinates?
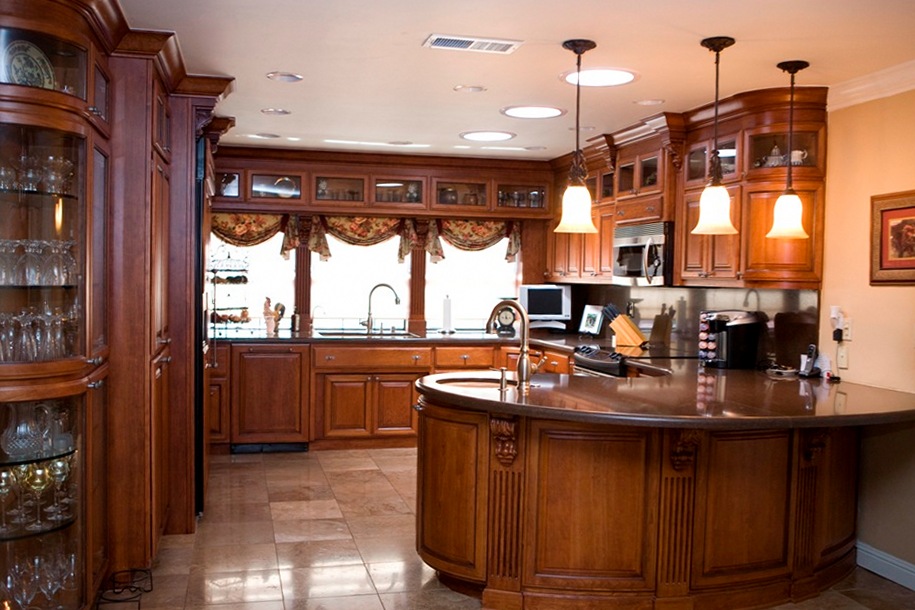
[323,139,430,148]
[481,146,529,151]
[286,136,302,142]
[266,71,303,83]
[261,108,291,115]
[453,84,487,93]
[460,131,515,142]
[635,98,665,106]
[248,132,281,139]
[501,106,565,119]
[562,68,636,87]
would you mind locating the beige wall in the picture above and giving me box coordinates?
[823,89,915,566]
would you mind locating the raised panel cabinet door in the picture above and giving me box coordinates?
[678,187,741,283]
[86,370,109,595]
[741,181,822,286]
[581,207,601,278]
[373,374,420,436]
[416,404,489,582]
[207,378,229,443]
[150,350,171,558]
[523,421,660,591]
[150,161,170,350]
[598,205,616,275]
[232,346,309,443]
[322,374,372,438]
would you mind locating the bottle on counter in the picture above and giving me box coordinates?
[292,307,301,332]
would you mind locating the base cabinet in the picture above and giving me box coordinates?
[416,399,859,609]
[230,344,309,444]
[318,373,420,439]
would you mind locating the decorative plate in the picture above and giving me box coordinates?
[5,40,55,90]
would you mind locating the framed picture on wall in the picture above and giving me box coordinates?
[871,190,915,285]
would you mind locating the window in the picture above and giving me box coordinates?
[310,235,410,330]
[425,239,520,331]
[209,233,295,331]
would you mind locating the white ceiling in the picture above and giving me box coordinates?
[117,0,915,161]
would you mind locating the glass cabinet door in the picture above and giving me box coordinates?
[0,393,84,608]
[0,27,88,98]
[0,124,85,364]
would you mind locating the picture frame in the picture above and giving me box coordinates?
[578,304,603,335]
[870,190,915,285]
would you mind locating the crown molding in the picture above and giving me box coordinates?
[828,59,915,111]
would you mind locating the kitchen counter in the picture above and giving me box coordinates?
[413,364,915,610]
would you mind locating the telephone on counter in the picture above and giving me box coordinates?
[798,344,820,378]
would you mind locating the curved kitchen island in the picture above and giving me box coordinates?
[414,364,915,610]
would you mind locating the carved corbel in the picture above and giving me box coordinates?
[802,430,829,463]
[670,429,702,471]
[490,417,518,467]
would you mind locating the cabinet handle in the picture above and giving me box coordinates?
[163,356,172,364]
[646,206,655,212]
[88,380,105,389]
[158,337,172,345]
[87,105,102,116]
[736,271,743,279]
[85,356,104,366]
[325,355,335,361]
[550,360,559,367]
[413,403,424,412]
[617,210,625,216]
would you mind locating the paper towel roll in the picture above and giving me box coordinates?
[443,295,454,333]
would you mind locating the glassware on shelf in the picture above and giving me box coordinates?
[1,402,50,460]
[15,155,42,192]
[0,468,14,534]
[24,463,51,531]
[46,456,71,522]
[41,155,74,195]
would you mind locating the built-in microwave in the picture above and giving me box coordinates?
[611,221,673,287]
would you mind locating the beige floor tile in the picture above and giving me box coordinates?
[185,602,285,610]
[195,520,276,548]
[201,501,274,524]
[151,545,196,576]
[132,573,189,608]
[270,499,343,521]
[366,557,440,594]
[272,517,353,544]
[346,514,416,540]
[192,543,279,573]
[378,588,483,609]
[279,565,377,600]
[276,538,364,569]
[285,594,385,609]
[335,493,413,519]
[354,535,419,564]
[185,567,283,605]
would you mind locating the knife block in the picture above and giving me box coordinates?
[610,314,647,347]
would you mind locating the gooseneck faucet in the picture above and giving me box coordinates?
[365,283,400,334]
[486,299,541,394]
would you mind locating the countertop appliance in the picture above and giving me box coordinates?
[699,310,765,369]
[611,221,673,287]
[572,345,679,378]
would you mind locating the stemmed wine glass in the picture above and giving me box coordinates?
[46,456,71,522]
[0,467,14,534]
[24,463,51,531]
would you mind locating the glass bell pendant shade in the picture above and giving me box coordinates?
[554,184,597,233]
[766,190,808,238]
[691,184,737,234]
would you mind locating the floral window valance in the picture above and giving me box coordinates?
[215,213,519,262]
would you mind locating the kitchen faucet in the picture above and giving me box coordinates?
[364,283,400,334]
[486,299,542,394]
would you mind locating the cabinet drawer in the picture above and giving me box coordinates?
[434,346,496,369]
[615,197,662,225]
[540,350,571,374]
[313,346,432,369]
[207,343,231,379]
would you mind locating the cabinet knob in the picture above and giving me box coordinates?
[646,206,655,212]
[412,354,421,362]
[87,105,102,116]
[88,380,105,389]
[163,356,172,364]
[617,210,624,216]
[85,356,104,366]
[413,403,424,412]
[460,354,469,361]
[325,355,335,361]
[158,337,172,345]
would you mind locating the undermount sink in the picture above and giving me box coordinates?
[316,330,420,339]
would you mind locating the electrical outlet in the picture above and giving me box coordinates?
[842,318,853,341]
[837,344,849,369]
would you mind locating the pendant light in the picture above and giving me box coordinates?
[766,60,810,239]
[554,38,598,234]
[692,36,738,235]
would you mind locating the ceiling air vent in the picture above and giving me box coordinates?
[422,34,522,55]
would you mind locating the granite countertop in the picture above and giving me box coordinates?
[415,363,915,430]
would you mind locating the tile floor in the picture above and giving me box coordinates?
[105,447,915,610]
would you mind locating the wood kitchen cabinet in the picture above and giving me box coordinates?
[150,347,171,558]
[500,346,571,374]
[676,88,827,288]
[320,373,420,439]
[434,346,496,371]
[312,345,431,446]
[231,344,310,444]
[207,342,231,445]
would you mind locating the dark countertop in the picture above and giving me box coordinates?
[415,363,915,430]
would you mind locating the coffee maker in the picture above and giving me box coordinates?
[699,310,766,369]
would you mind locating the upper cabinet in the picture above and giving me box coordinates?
[211,149,553,219]
[676,87,827,288]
